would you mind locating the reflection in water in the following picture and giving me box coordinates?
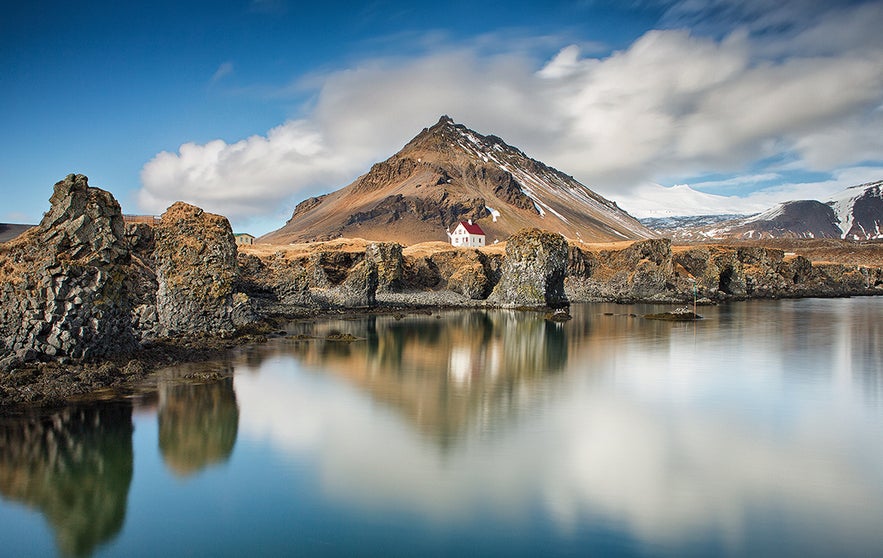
[233,301,883,555]
[0,403,133,557]
[158,372,239,476]
[1,300,882,556]
[286,311,567,446]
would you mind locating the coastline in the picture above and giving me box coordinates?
[3,292,882,411]
[2,176,881,411]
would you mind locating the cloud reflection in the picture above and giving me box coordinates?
[233,302,883,553]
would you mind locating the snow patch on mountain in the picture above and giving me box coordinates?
[825,180,883,239]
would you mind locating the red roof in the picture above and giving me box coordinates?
[459,221,485,235]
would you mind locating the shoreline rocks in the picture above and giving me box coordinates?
[154,202,238,337]
[487,228,569,308]
[0,175,139,369]
[1,175,882,408]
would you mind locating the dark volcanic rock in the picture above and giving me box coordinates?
[0,174,139,369]
[154,202,238,336]
[487,229,569,308]
[566,239,674,301]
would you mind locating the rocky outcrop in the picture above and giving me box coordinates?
[235,241,405,314]
[487,229,569,308]
[566,239,674,301]
[566,238,883,302]
[401,247,500,300]
[154,203,238,336]
[0,175,140,368]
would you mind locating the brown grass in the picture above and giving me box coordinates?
[241,236,883,268]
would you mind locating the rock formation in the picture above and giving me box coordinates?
[566,238,883,302]
[0,175,139,369]
[154,202,239,336]
[2,174,881,390]
[487,229,569,308]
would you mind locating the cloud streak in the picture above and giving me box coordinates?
[139,2,883,225]
[210,61,234,85]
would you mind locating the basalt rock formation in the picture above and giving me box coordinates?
[154,203,238,336]
[236,240,402,314]
[565,238,883,302]
[486,229,570,308]
[2,174,881,394]
[0,175,140,369]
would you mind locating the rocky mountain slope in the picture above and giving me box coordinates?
[661,180,883,241]
[261,116,654,245]
[828,180,883,240]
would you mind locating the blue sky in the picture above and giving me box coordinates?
[3,0,883,233]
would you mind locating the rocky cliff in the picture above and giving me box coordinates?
[0,175,141,369]
[565,238,883,302]
[487,229,569,308]
[154,203,238,336]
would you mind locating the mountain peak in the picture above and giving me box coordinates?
[261,118,654,245]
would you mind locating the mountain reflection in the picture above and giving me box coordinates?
[232,300,883,554]
[0,403,133,557]
[158,371,239,476]
[286,311,567,446]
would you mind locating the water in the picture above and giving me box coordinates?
[1,298,881,557]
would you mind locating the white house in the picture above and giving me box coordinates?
[448,220,486,247]
[234,233,255,246]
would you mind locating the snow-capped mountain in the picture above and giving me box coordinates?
[261,116,654,245]
[661,180,883,241]
[827,180,883,240]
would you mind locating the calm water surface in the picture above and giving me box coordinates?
[1,298,882,557]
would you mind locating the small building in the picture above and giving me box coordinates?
[234,233,255,246]
[448,220,486,247]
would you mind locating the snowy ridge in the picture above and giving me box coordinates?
[742,203,786,224]
[825,180,883,239]
[652,179,883,241]
[449,121,645,239]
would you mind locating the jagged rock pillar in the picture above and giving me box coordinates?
[487,228,569,308]
[0,174,137,368]
[154,202,237,336]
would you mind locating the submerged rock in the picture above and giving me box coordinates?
[644,307,703,321]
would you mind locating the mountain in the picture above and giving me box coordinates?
[711,200,842,240]
[261,116,653,245]
[656,180,883,241]
[828,180,883,240]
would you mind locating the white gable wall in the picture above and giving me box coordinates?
[450,223,485,247]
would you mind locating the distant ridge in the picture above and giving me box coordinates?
[261,116,654,245]
[0,223,34,243]
[651,180,883,241]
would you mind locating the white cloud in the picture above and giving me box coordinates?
[210,61,234,84]
[138,1,883,226]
